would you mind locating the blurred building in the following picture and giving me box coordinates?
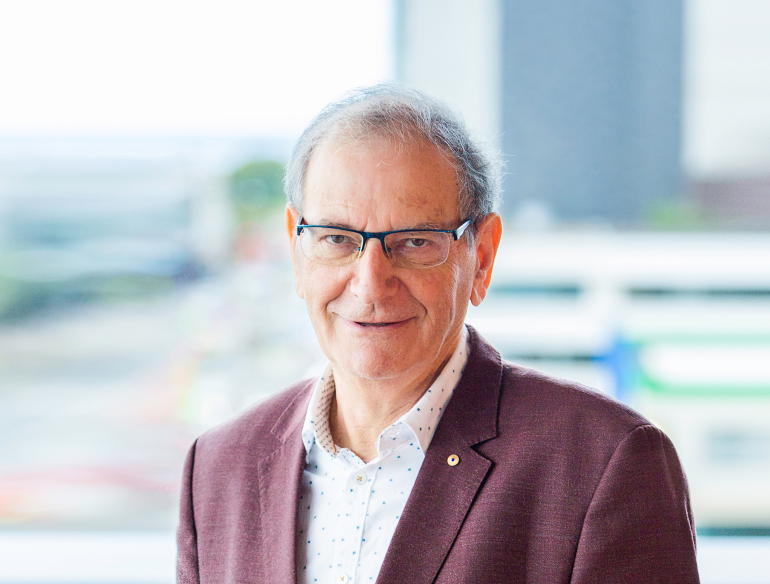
[500,0,683,223]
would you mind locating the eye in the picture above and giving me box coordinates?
[323,234,352,245]
[404,238,429,248]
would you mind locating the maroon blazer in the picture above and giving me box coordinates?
[177,327,699,583]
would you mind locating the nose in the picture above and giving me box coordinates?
[349,238,399,304]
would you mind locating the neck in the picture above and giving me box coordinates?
[328,333,462,463]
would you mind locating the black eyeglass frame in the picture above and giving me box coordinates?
[295,216,472,267]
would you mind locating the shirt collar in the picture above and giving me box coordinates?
[301,367,336,455]
[301,325,469,457]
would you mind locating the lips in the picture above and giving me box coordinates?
[342,317,412,328]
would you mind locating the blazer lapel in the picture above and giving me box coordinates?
[254,384,313,582]
[376,327,503,584]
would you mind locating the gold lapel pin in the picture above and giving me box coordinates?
[447,454,460,466]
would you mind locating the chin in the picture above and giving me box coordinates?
[338,351,417,382]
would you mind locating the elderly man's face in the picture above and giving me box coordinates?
[287,137,496,385]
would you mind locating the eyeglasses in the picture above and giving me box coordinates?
[296,217,472,269]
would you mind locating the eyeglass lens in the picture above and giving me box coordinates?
[299,227,452,268]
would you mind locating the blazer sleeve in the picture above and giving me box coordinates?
[177,439,200,584]
[571,424,700,584]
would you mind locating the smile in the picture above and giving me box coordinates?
[342,317,411,329]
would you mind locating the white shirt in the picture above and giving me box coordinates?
[296,326,470,584]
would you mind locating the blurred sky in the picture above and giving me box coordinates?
[0,0,392,136]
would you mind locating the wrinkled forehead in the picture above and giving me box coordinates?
[308,129,461,190]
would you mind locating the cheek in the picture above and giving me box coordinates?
[414,263,470,318]
[299,262,347,313]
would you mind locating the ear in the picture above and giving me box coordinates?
[285,204,305,298]
[470,213,503,306]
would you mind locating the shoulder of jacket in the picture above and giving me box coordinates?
[499,360,652,437]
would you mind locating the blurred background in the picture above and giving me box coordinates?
[0,0,768,582]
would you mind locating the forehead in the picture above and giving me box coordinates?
[302,136,461,228]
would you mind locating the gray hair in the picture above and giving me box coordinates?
[284,84,502,234]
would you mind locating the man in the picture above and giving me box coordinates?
[177,85,699,583]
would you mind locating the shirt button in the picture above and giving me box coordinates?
[334,573,349,583]
[354,472,367,485]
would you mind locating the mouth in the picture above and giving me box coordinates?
[343,317,411,329]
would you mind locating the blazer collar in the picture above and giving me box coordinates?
[437,325,501,445]
[376,326,503,584]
